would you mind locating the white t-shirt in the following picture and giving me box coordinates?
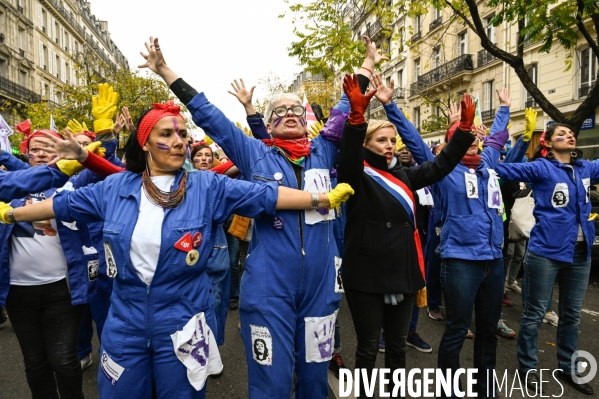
[10,193,68,285]
[130,175,175,285]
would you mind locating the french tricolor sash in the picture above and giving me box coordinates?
[363,161,425,279]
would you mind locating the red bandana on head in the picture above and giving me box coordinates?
[19,123,63,154]
[75,131,97,142]
[137,100,184,147]
[539,131,548,157]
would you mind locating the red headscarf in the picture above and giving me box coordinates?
[137,100,184,147]
[18,118,63,153]
[75,131,97,142]
[538,131,548,157]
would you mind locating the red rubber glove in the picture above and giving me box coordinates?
[458,93,475,132]
[82,150,125,179]
[343,73,376,126]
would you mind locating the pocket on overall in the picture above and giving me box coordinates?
[441,214,481,247]
[239,244,268,314]
[170,221,206,276]
[103,291,132,358]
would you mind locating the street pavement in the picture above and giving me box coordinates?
[1,265,599,398]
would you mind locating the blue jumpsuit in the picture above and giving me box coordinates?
[184,90,347,398]
[52,169,278,398]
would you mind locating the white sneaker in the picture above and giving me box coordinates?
[505,281,522,294]
[543,311,559,327]
[80,354,92,370]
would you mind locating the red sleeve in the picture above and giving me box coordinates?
[210,160,237,175]
[82,151,125,178]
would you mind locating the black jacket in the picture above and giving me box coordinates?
[337,122,475,294]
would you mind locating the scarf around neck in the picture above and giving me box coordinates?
[461,154,481,169]
[262,137,311,167]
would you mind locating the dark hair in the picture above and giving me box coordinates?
[253,338,269,360]
[190,144,212,160]
[123,108,153,173]
[531,123,582,162]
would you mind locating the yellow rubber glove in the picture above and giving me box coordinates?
[67,119,90,134]
[589,213,599,221]
[325,183,354,209]
[55,142,105,177]
[203,134,214,146]
[0,202,14,224]
[308,120,325,140]
[92,83,119,134]
[524,108,537,142]
[401,109,410,120]
[396,135,406,152]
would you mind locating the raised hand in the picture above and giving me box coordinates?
[139,36,179,85]
[307,120,325,139]
[92,83,119,133]
[113,113,126,135]
[371,74,394,105]
[228,79,257,115]
[497,87,511,107]
[343,73,376,125]
[40,129,86,164]
[121,106,135,132]
[448,102,460,125]
[458,93,476,132]
[363,36,389,68]
[523,108,537,142]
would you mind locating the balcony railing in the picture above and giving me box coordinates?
[415,54,473,90]
[19,49,24,57]
[370,97,382,110]
[477,49,496,67]
[525,99,537,108]
[481,109,495,120]
[393,87,406,100]
[410,31,421,43]
[429,16,442,31]
[41,0,85,39]
[367,20,383,38]
[410,82,420,96]
[0,75,41,103]
[579,84,591,98]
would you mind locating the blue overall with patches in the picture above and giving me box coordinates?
[52,170,277,398]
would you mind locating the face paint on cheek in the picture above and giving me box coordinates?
[28,154,34,159]
[156,143,170,151]
[299,119,306,127]
[51,155,57,160]
[272,117,283,128]
[207,158,212,164]
[555,137,566,142]
[172,117,181,140]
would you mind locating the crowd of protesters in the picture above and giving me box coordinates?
[0,34,596,399]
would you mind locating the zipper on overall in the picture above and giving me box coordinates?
[292,163,306,256]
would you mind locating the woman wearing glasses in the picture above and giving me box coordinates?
[139,35,385,398]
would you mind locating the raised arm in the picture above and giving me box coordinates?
[0,149,29,171]
[372,74,433,164]
[489,88,511,135]
[0,166,68,201]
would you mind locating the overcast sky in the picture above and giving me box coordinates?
[90,0,303,133]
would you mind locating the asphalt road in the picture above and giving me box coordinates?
[1,266,599,399]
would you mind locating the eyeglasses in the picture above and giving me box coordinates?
[271,105,306,119]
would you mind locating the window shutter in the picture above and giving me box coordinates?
[37,5,43,28]
[61,58,66,81]
[39,41,44,67]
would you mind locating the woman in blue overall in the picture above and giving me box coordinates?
[0,99,353,399]
[494,123,599,396]
[141,36,381,397]
[389,87,512,398]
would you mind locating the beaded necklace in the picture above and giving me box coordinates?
[141,169,187,209]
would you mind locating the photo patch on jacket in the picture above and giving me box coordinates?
[582,178,590,203]
[250,325,273,366]
[104,242,117,278]
[88,260,99,281]
[464,173,478,199]
[304,310,338,363]
[551,183,569,208]
[486,169,502,209]
[303,168,335,224]
[334,256,344,293]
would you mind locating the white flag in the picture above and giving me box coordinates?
[50,115,58,132]
[0,113,13,152]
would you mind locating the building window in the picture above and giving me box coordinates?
[433,8,442,20]
[414,60,420,80]
[386,75,391,88]
[19,70,26,86]
[433,47,441,68]
[458,32,467,56]
[579,47,596,98]
[18,28,24,51]
[398,69,404,87]
[414,15,421,33]
[483,80,494,111]
[414,107,421,131]
[484,15,495,44]
[525,65,538,107]
[0,59,6,78]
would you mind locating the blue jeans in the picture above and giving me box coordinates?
[518,248,591,373]
[226,231,240,301]
[438,258,504,398]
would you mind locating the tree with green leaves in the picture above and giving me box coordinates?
[284,0,599,130]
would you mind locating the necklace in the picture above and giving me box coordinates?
[142,169,187,208]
